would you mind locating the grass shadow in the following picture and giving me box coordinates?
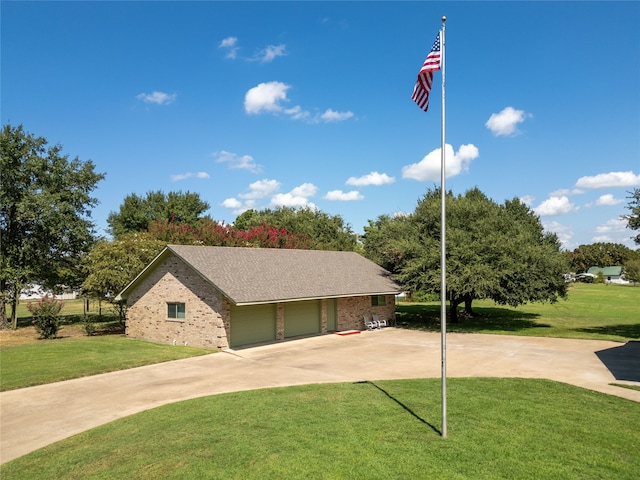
[357,380,441,435]
[577,324,640,339]
[396,303,549,333]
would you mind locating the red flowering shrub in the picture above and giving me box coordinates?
[147,219,312,249]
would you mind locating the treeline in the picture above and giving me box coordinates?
[80,191,359,303]
[3,123,639,328]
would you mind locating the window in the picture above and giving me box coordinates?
[371,295,386,306]
[167,302,185,319]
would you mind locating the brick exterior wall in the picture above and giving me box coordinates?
[126,253,397,349]
[336,295,396,331]
[125,255,230,350]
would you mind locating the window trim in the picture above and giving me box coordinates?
[371,295,386,307]
[167,302,186,320]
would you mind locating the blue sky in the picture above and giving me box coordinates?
[2,1,639,250]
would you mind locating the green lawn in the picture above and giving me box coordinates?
[0,336,212,391]
[2,283,638,391]
[397,283,640,342]
[2,284,638,477]
[2,378,638,479]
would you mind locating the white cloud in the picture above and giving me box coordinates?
[220,197,254,215]
[221,197,242,209]
[221,180,321,213]
[320,108,354,122]
[542,221,574,249]
[595,217,627,234]
[170,171,210,181]
[271,183,317,208]
[244,82,355,123]
[136,91,176,105]
[253,44,287,63]
[533,196,578,216]
[519,195,536,206]
[485,106,530,136]
[220,38,286,63]
[284,105,311,121]
[239,179,281,200]
[290,183,317,198]
[549,188,584,197]
[595,194,624,206]
[213,150,262,174]
[219,36,239,59]
[392,211,409,218]
[575,171,640,189]
[244,81,292,114]
[346,171,395,186]
[401,143,479,181]
[591,218,634,247]
[591,235,614,243]
[219,37,237,48]
[171,173,190,181]
[324,190,364,201]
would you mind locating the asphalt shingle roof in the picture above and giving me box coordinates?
[123,245,401,305]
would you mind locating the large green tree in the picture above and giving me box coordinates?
[0,124,105,329]
[107,190,210,237]
[566,242,638,273]
[81,234,166,306]
[624,260,640,285]
[363,187,568,322]
[362,214,419,274]
[234,206,358,251]
[623,188,640,245]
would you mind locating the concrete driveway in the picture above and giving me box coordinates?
[1,329,639,463]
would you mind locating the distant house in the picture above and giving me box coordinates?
[116,245,401,349]
[586,266,628,284]
[19,285,78,301]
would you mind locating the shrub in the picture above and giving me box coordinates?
[82,316,97,336]
[27,295,64,339]
[406,291,440,302]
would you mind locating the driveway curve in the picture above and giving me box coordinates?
[1,329,639,463]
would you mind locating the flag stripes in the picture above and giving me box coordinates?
[411,31,442,112]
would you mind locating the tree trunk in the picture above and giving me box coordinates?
[464,296,474,316]
[0,278,8,330]
[11,294,19,330]
[449,298,461,323]
[0,298,8,330]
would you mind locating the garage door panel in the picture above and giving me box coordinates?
[230,304,276,347]
[285,300,320,338]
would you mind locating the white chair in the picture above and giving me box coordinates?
[363,315,377,331]
[372,314,387,329]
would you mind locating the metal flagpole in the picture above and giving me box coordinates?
[439,15,447,439]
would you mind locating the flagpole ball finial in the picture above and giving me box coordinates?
[442,16,446,22]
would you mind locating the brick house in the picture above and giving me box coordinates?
[116,245,401,350]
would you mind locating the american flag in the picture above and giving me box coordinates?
[411,32,442,112]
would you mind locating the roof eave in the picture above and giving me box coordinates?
[115,247,172,301]
[233,290,402,307]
